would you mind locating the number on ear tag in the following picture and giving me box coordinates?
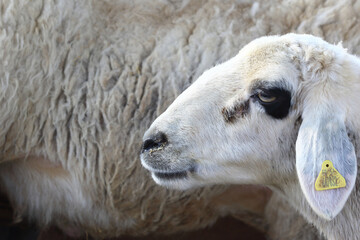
[315,160,346,191]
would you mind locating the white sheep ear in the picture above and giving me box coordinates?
[296,112,357,220]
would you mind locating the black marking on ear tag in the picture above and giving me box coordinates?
[315,160,346,191]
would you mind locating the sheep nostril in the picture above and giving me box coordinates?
[142,139,159,151]
[141,132,168,153]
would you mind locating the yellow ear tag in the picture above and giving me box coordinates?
[315,160,346,191]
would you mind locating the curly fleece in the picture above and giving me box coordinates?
[0,0,359,238]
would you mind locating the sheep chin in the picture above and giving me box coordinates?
[151,171,198,190]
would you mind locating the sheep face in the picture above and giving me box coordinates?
[141,34,358,220]
[141,35,300,189]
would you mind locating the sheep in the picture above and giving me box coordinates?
[0,0,279,238]
[140,33,360,240]
[0,0,358,239]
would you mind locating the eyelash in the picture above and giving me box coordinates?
[251,90,276,103]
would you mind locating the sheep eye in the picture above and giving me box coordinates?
[250,87,291,119]
[258,92,276,103]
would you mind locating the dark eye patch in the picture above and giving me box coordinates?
[252,87,291,119]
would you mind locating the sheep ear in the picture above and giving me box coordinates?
[296,113,357,220]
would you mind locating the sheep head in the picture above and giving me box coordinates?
[140,34,359,221]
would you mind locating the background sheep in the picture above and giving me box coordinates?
[0,0,359,239]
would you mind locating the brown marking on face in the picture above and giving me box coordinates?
[222,100,249,123]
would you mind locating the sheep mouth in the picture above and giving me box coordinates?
[152,165,196,181]
[154,170,188,180]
